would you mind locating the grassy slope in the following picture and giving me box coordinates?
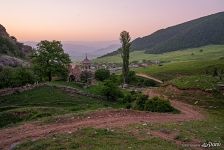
[9,83,224,150]
[0,86,121,128]
[94,45,224,63]
[14,128,182,150]
[169,75,220,90]
[135,59,224,80]
[49,81,105,96]
[95,45,224,90]
[13,106,224,150]
[130,109,224,150]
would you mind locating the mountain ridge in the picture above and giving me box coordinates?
[101,12,224,57]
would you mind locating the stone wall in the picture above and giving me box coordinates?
[0,83,45,97]
[52,85,106,100]
[0,83,106,100]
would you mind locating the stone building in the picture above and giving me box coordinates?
[81,54,91,71]
[68,54,92,82]
[68,64,81,81]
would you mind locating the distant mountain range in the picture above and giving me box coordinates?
[102,12,224,57]
[24,41,120,61]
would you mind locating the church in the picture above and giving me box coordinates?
[68,55,92,82]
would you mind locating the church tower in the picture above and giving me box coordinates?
[82,54,91,70]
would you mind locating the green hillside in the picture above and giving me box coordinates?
[135,59,224,81]
[94,45,224,64]
[102,12,224,57]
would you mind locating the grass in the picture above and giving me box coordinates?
[13,109,224,150]
[134,59,224,81]
[130,108,224,150]
[0,86,122,128]
[49,81,105,96]
[94,45,224,64]
[158,85,224,109]
[49,81,84,90]
[170,75,221,90]
[14,128,183,150]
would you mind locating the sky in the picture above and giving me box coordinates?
[0,0,224,42]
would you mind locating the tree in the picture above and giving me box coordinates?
[32,40,71,81]
[120,31,131,85]
[80,70,92,83]
[95,69,110,81]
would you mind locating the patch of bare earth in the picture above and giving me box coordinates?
[150,130,203,150]
[0,97,204,150]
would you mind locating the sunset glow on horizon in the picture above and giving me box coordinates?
[1,0,224,42]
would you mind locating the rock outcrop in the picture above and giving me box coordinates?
[0,24,9,38]
[0,24,33,68]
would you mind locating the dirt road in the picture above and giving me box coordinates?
[136,73,163,84]
[0,99,204,150]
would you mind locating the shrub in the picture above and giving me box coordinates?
[125,103,132,109]
[121,92,138,108]
[132,94,148,111]
[131,77,157,87]
[122,93,133,103]
[0,68,36,88]
[95,69,110,81]
[127,92,176,113]
[0,68,14,88]
[15,68,36,86]
[109,73,122,86]
[144,97,175,112]
[143,79,157,86]
[101,80,123,101]
[80,70,92,83]
[126,71,137,84]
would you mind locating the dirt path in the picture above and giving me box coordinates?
[136,73,164,84]
[0,99,204,150]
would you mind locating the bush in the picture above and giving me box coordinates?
[132,94,148,111]
[144,97,175,112]
[122,93,133,104]
[80,70,92,83]
[109,73,122,86]
[126,91,176,113]
[131,77,157,87]
[95,69,110,81]
[101,80,123,101]
[0,68,36,88]
[126,71,137,84]
[143,79,157,86]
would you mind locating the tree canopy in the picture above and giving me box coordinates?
[32,40,71,81]
[95,69,110,81]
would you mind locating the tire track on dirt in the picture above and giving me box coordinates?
[0,100,204,150]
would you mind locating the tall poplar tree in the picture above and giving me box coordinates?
[120,31,131,85]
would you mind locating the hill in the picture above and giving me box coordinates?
[94,45,224,64]
[102,12,224,57]
[0,24,33,68]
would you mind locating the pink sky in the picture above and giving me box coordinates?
[1,0,224,41]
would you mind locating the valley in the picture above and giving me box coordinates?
[0,6,224,150]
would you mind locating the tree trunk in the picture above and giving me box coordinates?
[122,55,129,85]
[48,72,52,82]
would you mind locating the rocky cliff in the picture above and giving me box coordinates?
[0,24,33,69]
